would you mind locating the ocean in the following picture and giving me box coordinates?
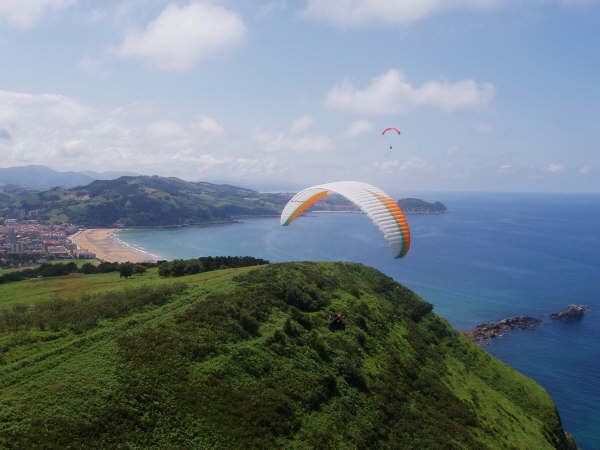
[118,192,600,449]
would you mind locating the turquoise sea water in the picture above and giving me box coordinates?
[119,193,600,448]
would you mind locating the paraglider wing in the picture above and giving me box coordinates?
[382,127,401,135]
[281,181,411,258]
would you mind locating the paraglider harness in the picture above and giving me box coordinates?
[328,313,345,332]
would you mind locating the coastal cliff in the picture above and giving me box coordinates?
[0,262,575,448]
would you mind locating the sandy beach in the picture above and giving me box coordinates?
[70,229,158,263]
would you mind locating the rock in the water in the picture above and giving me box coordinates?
[460,316,541,344]
[550,304,589,321]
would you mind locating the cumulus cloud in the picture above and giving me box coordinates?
[474,123,493,133]
[251,116,333,153]
[546,163,566,173]
[447,145,459,156]
[301,0,500,27]
[193,115,225,134]
[78,56,101,74]
[290,115,313,134]
[344,119,374,137]
[325,69,495,115]
[0,89,253,178]
[258,1,287,18]
[252,129,333,153]
[579,165,591,175]
[373,157,428,171]
[0,0,75,29]
[114,2,245,71]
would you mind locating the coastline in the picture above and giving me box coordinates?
[70,228,160,263]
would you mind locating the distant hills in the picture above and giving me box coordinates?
[0,168,448,226]
[0,165,135,189]
[4,175,290,226]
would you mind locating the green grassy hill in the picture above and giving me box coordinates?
[0,262,576,448]
[6,176,291,226]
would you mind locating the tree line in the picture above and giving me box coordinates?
[157,256,269,277]
[0,261,155,284]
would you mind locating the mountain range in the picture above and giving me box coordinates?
[0,165,136,189]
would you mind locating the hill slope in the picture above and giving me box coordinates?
[0,262,575,448]
[6,175,290,226]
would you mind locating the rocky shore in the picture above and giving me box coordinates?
[550,304,590,321]
[461,316,541,344]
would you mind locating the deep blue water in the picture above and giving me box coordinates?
[119,193,600,449]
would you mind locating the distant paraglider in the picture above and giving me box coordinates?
[280,181,411,258]
[382,127,401,150]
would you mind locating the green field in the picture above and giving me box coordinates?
[0,262,576,448]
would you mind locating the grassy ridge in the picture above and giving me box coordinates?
[0,262,575,448]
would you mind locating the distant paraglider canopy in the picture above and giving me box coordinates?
[280,181,411,258]
[382,127,401,150]
[382,127,401,135]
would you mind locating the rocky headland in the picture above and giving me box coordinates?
[461,316,541,344]
[550,304,590,321]
[397,198,448,214]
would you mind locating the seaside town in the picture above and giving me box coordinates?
[0,218,95,266]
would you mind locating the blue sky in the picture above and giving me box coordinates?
[0,0,599,192]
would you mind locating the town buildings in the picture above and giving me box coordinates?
[0,218,94,265]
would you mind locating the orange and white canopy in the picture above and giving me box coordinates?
[281,181,411,258]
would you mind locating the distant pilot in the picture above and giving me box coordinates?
[328,313,345,331]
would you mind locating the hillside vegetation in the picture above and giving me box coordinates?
[6,176,291,226]
[0,262,575,448]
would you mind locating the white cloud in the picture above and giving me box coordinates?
[258,1,287,18]
[290,115,313,134]
[114,2,245,71]
[146,121,187,140]
[546,163,566,173]
[373,157,428,171]
[325,69,495,115]
[447,145,459,156]
[0,89,255,179]
[301,0,500,27]
[344,119,374,137]
[88,9,106,23]
[579,165,591,175]
[193,115,225,134]
[252,116,333,153]
[474,123,494,133]
[0,0,75,29]
[252,129,333,153]
[78,56,101,74]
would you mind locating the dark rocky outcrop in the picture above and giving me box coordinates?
[461,316,541,344]
[550,304,590,321]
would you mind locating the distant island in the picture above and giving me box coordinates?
[397,198,448,214]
